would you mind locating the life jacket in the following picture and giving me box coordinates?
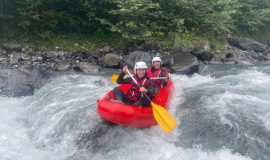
[147,67,169,88]
[126,75,149,102]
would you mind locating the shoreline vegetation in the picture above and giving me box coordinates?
[1,0,270,50]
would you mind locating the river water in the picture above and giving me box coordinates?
[0,65,269,160]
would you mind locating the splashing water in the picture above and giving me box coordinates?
[1,65,270,160]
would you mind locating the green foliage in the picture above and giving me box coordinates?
[97,0,184,40]
[232,0,270,39]
[1,0,270,46]
[174,31,206,51]
[177,0,239,35]
[16,0,98,34]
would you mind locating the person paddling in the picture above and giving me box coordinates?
[147,56,169,95]
[113,61,155,107]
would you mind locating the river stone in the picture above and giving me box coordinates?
[21,54,31,61]
[0,68,50,97]
[122,51,152,69]
[102,53,122,67]
[46,51,66,58]
[78,62,99,74]
[2,43,23,52]
[227,36,267,53]
[55,63,71,71]
[171,52,199,75]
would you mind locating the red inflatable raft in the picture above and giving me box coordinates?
[97,80,174,128]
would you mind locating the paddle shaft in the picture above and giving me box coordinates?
[150,77,167,80]
[126,69,152,102]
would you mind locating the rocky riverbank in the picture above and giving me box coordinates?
[1,35,269,96]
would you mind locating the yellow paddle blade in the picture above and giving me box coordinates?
[111,74,127,83]
[111,74,119,83]
[152,102,177,134]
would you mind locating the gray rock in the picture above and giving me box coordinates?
[159,52,173,67]
[77,62,99,74]
[122,51,152,69]
[102,53,122,67]
[223,58,236,64]
[103,46,112,53]
[37,56,43,62]
[227,36,267,53]
[89,50,101,58]
[192,43,213,62]
[21,54,31,61]
[9,54,20,65]
[0,68,50,97]
[46,51,66,58]
[55,63,71,71]
[171,52,199,75]
[2,43,23,52]
[236,60,254,65]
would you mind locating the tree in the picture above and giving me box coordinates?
[232,0,270,38]
[97,0,184,40]
[16,0,98,34]
[177,0,239,36]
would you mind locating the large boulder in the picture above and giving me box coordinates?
[122,51,152,69]
[192,43,213,62]
[121,51,173,69]
[227,36,267,53]
[0,67,50,97]
[171,52,199,75]
[74,62,100,74]
[100,53,122,68]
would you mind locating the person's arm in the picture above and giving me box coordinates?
[116,72,131,84]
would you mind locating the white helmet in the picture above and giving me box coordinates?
[152,56,162,65]
[134,61,147,70]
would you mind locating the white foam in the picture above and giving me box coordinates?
[0,72,266,160]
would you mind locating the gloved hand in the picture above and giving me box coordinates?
[122,65,128,73]
[139,87,147,93]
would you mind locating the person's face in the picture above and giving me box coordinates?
[153,61,161,69]
[136,69,146,78]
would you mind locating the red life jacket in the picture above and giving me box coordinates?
[126,76,149,102]
[147,67,168,88]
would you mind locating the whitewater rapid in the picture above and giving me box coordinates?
[1,65,270,160]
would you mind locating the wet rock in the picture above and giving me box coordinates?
[197,51,213,62]
[46,51,66,58]
[89,50,101,58]
[225,52,235,59]
[9,54,20,65]
[171,52,199,75]
[0,67,50,97]
[101,53,122,68]
[122,51,152,68]
[21,54,31,61]
[102,45,112,53]
[54,63,71,71]
[77,62,100,74]
[236,60,254,65]
[159,52,173,67]
[37,56,43,62]
[227,36,267,53]
[2,43,23,52]
[192,43,213,62]
[121,51,173,69]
